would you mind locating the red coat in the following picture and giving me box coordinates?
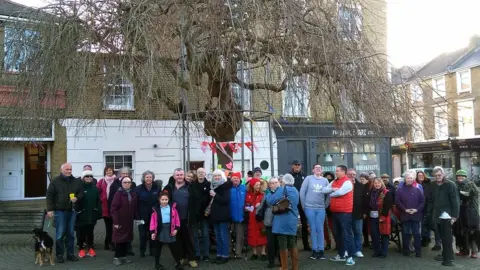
[110,189,138,244]
[246,191,267,246]
[97,177,112,217]
[376,189,391,235]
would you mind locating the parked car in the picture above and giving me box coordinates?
[393,168,434,187]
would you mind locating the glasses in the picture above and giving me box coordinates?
[294,164,301,166]
[84,175,93,178]
[434,174,442,177]
[122,181,132,184]
[313,167,322,169]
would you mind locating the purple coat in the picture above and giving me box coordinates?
[111,188,138,243]
[395,185,425,222]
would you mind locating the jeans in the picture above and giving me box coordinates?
[54,210,77,257]
[402,221,421,254]
[332,213,355,258]
[213,222,230,258]
[138,223,154,254]
[352,219,363,253]
[370,218,389,256]
[305,208,326,251]
[193,220,210,257]
[266,226,279,263]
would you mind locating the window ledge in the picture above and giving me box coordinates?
[102,107,136,112]
[457,89,472,94]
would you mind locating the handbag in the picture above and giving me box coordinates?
[204,197,214,217]
[272,187,291,215]
[369,210,379,218]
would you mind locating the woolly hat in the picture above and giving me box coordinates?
[249,177,261,188]
[456,169,467,177]
[253,167,262,174]
[82,170,94,178]
[231,172,242,179]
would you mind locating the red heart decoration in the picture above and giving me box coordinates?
[209,142,217,154]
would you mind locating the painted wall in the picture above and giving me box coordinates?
[63,119,278,185]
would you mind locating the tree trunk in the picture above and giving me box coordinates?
[204,79,242,171]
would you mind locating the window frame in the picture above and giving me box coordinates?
[231,61,252,115]
[4,27,40,73]
[433,105,449,139]
[103,65,135,111]
[337,2,363,40]
[456,99,475,138]
[456,69,472,94]
[282,74,310,117]
[432,76,446,99]
[104,151,135,175]
[410,83,423,102]
[413,110,425,142]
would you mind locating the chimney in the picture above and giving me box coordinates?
[468,35,480,50]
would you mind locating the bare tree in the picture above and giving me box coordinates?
[4,0,412,168]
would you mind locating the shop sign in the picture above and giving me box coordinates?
[355,164,380,171]
[332,129,376,137]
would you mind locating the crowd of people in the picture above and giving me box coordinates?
[45,160,480,269]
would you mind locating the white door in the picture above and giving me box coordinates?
[0,147,23,199]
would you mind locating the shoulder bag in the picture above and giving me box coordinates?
[272,187,291,215]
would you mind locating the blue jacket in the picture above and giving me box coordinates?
[134,182,160,221]
[267,185,299,236]
[230,183,246,222]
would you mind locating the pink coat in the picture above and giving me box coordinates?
[149,203,181,237]
[97,177,115,217]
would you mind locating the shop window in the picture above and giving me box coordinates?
[460,151,480,179]
[411,152,453,176]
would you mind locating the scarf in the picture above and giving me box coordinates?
[124,188,132,203]
[104,176,116,199]
[211,178,226,190]
[457,180,480,214]
[370,188,383,210]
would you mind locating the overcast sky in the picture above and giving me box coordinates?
[11,0,480,68]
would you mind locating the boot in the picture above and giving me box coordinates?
[279,250,288,270]
[289,248,298,270]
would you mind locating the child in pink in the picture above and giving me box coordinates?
[150,191,182,270]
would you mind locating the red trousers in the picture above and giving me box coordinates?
[324,216,334,245]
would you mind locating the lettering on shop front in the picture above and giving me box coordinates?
[332,129,375,137]
[355,164,380,171]
[459,145,480,150]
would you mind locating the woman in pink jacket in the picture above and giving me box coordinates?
[96,167,116,250]
[150,191,182,270]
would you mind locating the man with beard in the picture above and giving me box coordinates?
[290,159,310,251]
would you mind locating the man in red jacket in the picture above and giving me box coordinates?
[322,165,356,266]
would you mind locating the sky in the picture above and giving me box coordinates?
[11,0,480,68]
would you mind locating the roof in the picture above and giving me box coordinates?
[391,66,420,85]
[414,47,470,79]
[0,0,36,18]
[409,35,480,81]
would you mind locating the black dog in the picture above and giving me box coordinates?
[33,228,55,266]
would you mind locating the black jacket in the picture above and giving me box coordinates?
[192,179,211,222]
[209,182,231,223]
[290,170,306,192]
[352,180,369,220]
[134,182,161,222]
[427,179,460,225]
[46,174,84,211]
[385,182,396,203]
[163,181,198,227]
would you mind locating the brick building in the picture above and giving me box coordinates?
[392,36,480,179]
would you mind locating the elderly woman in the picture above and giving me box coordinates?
[395,171,425,257]
[369,177,393,258]
[76,170,102,258]
[96,167,116,251]
[453,169,480,258]
[111,176,139,265]
[258,177,280,268]
[267,174,299,270]
[134,170,161,257]
[209,169,231,264]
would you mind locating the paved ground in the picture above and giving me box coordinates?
[0,222,477,270]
